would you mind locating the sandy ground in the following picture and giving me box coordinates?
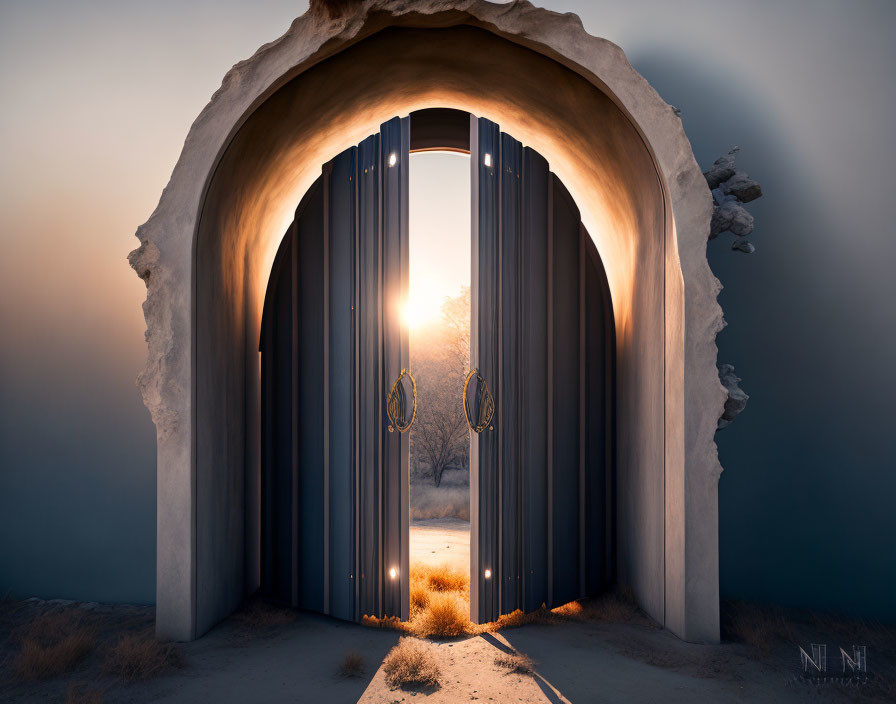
[4,596,894,703]
[0,592,896,704]
[409,518,470,573]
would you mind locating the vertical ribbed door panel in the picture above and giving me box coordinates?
[470,115,613,623]
[260,117,409,622]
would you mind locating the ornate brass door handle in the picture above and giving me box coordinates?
[386,368,417,433]
[463,368,495,433]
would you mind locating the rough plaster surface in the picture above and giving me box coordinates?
[129,0,726,642]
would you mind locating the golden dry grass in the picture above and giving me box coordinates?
[361,614,411,632]
[410,564,469,604]
[382,637,441,689]
[338,650,364,677]
[364,564,644,639]
[494,652,535,674]
[12,610,95,681]
[412,592,469,637]
[102,631,183,680]
[409,579,432,614]
[551,591,642,624]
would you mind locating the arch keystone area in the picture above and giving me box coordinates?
[129,0,725,643]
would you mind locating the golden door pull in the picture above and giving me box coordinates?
[463,368,495,433]
[386,368,417,433]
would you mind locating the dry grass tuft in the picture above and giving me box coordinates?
[411,592,469,637]
[479,608,548,633]
[494,652,535,674]
[361,614,411,632]
[338,650,364,677]
[382,637,441,689]
[65,682,104,704]
[365,564,649,639]
[409,580,432,615]
[102,631,183,680]
[411,564,469,596]
[558,591,639,623]
[12,610,95,680]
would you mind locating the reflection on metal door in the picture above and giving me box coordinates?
[260,117,411,621]
[469,115,615,624]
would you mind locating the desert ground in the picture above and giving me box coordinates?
[2,525,893,704]
[409,518,470,574]
[3,587,895,703]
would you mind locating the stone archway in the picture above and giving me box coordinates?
[129,0,724,643]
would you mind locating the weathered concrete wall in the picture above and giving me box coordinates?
[130,0,723,642]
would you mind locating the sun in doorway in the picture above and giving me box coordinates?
[407,150,472,625]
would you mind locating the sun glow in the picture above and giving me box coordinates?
[403,288,446,330]
[407,151,471,333]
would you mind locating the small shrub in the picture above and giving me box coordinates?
[13,611,95,680]
[409,580,431,616]
[382,637,441,689]
[339,650,364,677]
[424,566,468,594]
[15,635,94,681]
[103,631,183,680]
[412,592,469,637]
[494,652,534,674]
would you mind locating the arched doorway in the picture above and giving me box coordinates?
[259,110,615,625]
[131,1,724,643]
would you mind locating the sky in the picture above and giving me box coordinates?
[1,0,894,621]
[408,151,471,329]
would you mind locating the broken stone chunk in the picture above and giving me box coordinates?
[703,147,739,189]
[717,364,749,430]
[710,201,754,239]
[720,172,763,203]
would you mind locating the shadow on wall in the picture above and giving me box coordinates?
[632,49,896,623]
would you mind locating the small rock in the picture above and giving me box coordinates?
[720,171,763,203]
[717,364,749,430]
[703,147,739,189]
[710,201,754,239]
[731,239,755,254]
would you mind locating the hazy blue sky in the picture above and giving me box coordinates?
[1,0,894,620]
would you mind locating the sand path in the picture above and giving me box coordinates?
[409,518,470,573]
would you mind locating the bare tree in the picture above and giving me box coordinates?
[411,288,471,487]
